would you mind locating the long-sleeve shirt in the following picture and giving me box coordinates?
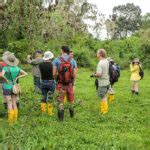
[130,64,141,81]
[27,58,43,77]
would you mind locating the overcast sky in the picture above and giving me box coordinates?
[87,0,150,39]
[88,0,150,17]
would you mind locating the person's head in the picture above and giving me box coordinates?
[43,51,54,61]
[69,51,74,58]
[61,46,70,55]
[97,49,107,59]
[34,50,42,58]
[132,58,140,65]
[2,53,19,66]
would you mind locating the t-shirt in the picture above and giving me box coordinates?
[96,59,110,86]
[39,62,54,80]
[2,66,21,89]
[52,54,77,71]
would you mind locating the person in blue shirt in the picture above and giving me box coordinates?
[52,46,77,121]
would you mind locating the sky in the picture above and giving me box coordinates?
[88,0,150,17]
[87,0,150,39]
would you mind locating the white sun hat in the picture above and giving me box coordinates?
[43,51,54,60]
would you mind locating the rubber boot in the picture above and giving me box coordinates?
[100,101,108,114]
[64,94,67,104]
[108,94,115,102]
[13,109,18,122]
[69,108,74,118]
[47,103,54,116]
[103,101,108,114]
[58,109,64,121]
[8,110,14,123]
[40,103,47,113]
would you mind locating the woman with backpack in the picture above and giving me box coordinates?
[0,53,27,123]
[130,58,141,95]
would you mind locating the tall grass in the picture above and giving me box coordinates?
[0,69,149,149]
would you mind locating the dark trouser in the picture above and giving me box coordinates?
[41,80,55,103]
[34,76,41,92]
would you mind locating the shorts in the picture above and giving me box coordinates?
[98,86,109,99]
[56,83,74,103]
[3,88,13,96]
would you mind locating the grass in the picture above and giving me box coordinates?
[0,69,150,149]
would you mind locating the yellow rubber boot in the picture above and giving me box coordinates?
[8,110,14,123]
[64,94,67,104]
[40,103,47,113]
[13,109,18,122]
[103,101,108,114]
[108,94,115,102]
[47,103,54,116]
[100,101,108,114]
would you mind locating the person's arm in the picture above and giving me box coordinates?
[130,64,138,72]
[0,70,9,83]
[53,65,57,77]
[94,62,102,77]
[27,55,42,65]
[15,69,28,82]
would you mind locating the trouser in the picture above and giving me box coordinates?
[33,76,41,92]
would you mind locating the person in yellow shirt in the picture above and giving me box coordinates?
[130,58,141,95]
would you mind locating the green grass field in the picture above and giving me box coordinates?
[0,69,150,149]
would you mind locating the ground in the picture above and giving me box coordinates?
[0,69,149,149]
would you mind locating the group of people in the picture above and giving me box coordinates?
[0,47,142,123]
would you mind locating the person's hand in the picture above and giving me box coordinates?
[27,55,32,59]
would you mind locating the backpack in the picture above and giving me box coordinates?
[139,65,144,79]
[58,57,74,85]
[109,63,120,85]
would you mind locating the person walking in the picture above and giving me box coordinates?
[91,49,110,114]
[53,46,77,121]
[0,53,27,123]
[39,51,56,115]
[130,58,141,95]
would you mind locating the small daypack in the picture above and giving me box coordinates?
[58,57,74,85]
[109,63,120,85]
[139,65,144,79]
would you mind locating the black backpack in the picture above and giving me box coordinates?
[139,65,144,79]
[109,63,120,85]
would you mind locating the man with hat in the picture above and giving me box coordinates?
[130,58,141,95]
[39,51,56,115]
[0,53,27,123]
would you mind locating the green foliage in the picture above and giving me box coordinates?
[0,69,150,149]
[112,3,142,38]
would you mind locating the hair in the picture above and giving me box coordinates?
[61,46,70,54]
[70,51,73,54]
[97,49,107,58]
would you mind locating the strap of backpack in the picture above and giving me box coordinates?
[7,67,14,85]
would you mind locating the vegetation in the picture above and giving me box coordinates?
[0,69,150,149]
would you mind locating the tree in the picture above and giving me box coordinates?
[112,3,142,39]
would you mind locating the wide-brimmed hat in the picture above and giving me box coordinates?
[133,58,140,63]
[43,51,54,60]
[0,51,13,60]
[3,51,13,56]
[2,53,19,66]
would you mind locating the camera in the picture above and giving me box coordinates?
[90,74,95,78]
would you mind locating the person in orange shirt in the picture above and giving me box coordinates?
[130,58,141,95]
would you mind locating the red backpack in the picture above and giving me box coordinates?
[58,57,74,85]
